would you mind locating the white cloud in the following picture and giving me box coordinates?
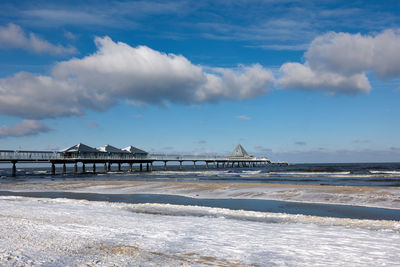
[64,31,77,40]
[279,29,400,94]
[235,115,251,120]
[0,72,84,119]
[279,62,371,94]
[306,30,400,78]
[125,100,147,108]
[0,120,53,138]
[0,36,274,119]
[0,23,77,55]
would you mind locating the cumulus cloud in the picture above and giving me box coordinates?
[0,120,53,138]
[0,36,274,119]
[0,72,83,119]
[0,23,77,55]
[279,29,400,94]
[279,62,371,94]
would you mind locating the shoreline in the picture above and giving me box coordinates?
[1,190,400,220]
[1,179,400,210]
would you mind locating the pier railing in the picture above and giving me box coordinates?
[0,150,60,160]
[0,150,268,162]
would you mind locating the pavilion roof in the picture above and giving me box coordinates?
[61,143,99,153]
[230,144,250,157]
[123,146,148,154]
[98,144,129,153]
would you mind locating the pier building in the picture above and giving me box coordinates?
[0,144,273,177]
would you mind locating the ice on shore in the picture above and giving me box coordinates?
[2,179,400,210]
[1,196,399,266]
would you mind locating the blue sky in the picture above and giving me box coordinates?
[0,0,400,162]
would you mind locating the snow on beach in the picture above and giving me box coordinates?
[2,179,400,210]
[1,196,400,266]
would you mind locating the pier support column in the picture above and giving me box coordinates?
[213,162,216,168]
[193,161,196,169]
[150,162,153,171]
[108,163,111,172]
[11,161,16,177]
[51,163,55,175]
[232,162,234,168]
[63,163,66,175]
[206,162,209,169]
[82,163,86,173]
[164,161,167,171]
[217,162,219,168]
[74,163,78,174]
[129,163,133,172]
[146,163,149,172]
[179,161,183,170]
[93,163,96,174]
[140,163,143,172]
[104,163,107,173]
[118,163,121,172]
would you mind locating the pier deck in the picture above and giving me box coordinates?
[0,150,271,177]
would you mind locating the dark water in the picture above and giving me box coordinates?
[1,162,400,186]
[1,190,399,221]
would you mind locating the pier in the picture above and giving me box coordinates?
[0,144,272,177]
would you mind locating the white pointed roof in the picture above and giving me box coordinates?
[98,144,129,153]
[61,143,99,153]
[123,146,148,154]
[231,144,250,157]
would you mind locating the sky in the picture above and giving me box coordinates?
[0,0,400,163]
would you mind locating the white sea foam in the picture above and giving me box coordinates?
[1,196,400,266]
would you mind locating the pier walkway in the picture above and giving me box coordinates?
[0,149,271,177]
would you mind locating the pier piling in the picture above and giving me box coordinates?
[51,163,55,175]
[11,161,16,177]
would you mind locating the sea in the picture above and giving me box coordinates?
[1,162,400,266]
